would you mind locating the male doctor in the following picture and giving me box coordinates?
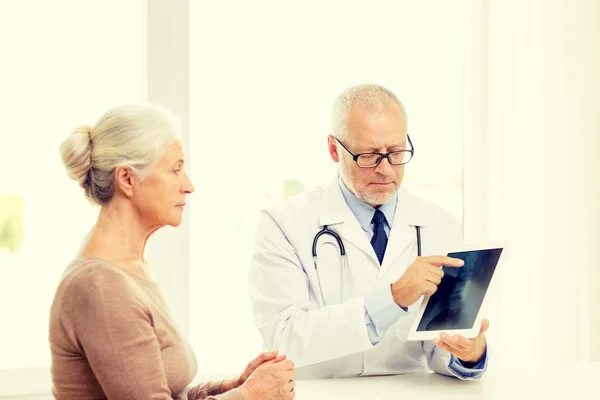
[248,83,489,380]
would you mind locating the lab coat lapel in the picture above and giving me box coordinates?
[319,178,380,265]
[379,187,429,276]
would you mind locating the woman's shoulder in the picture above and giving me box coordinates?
[55,257,144,306]
[61,257,129,286]
[49,258,159,354]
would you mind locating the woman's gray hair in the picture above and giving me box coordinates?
[331,83,406,142]
[59,103,181,206]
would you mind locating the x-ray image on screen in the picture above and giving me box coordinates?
[416,248,503,332]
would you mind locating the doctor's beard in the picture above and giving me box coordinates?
[339,164,399,206]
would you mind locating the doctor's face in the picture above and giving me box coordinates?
[329,101,408,207]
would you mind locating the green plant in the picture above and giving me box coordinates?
[0,194,24,254]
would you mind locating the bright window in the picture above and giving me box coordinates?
[0,0,143,373]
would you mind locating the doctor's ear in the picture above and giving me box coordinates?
[113,166,136,198]
[327,135,340,163]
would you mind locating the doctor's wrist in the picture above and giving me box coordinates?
[390,282,410,309]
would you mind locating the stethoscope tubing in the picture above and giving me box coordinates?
[312,225,422,303]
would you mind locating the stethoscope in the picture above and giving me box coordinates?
[312,225,422,302]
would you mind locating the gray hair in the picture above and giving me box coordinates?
[331,83,406,142]
[59,103,181,206]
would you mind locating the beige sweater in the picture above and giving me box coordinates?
[48,257,244,400]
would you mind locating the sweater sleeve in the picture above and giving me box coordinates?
[187,381,245,400]
[66,267,175,399]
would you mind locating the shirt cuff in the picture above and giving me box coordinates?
[364,285,407,344]
[448,347,487,379]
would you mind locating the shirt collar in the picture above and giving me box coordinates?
[338,176,398,232]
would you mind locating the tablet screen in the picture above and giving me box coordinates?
[416,248,503,332]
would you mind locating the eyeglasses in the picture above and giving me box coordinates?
[334,135,415,168]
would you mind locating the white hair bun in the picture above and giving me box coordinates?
[60,124,94,187]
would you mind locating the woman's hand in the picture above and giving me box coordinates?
[222,350,286,392]
[238,357,296,400]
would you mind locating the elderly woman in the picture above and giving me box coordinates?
[49,104,295,400]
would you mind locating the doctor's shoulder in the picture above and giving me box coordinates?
[405,189,461,226]
[254,184,325,242]
[405,189,463,245]
[261,184,325,223]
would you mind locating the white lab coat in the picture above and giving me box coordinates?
[248,177,476,379]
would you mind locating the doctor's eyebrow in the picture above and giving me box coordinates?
[356,144,407,153]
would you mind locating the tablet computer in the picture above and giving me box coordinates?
[407,241,510,341]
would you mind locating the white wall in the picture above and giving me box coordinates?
[464,0,600,368]
[0,0,144,396]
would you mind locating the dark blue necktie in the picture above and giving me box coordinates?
[371,209,388,265]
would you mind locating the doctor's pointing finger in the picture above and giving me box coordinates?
[391,256,465,308]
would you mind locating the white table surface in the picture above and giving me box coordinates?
[7,362,598,399]
[294,362,599,400]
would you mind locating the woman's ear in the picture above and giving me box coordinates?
[113,166,135,198]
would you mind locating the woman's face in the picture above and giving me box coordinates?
[131,140,194,229]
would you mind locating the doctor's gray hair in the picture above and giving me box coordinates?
[59,103,181,206]
[331,83,406,142]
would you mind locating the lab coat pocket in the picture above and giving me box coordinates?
[314,239,344,305]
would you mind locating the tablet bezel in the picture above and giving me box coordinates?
[407,240,511,341]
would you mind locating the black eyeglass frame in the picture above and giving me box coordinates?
[333,135,415,168]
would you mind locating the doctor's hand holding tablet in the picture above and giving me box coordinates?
[407,244,509,362]
[394,254,489,365]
